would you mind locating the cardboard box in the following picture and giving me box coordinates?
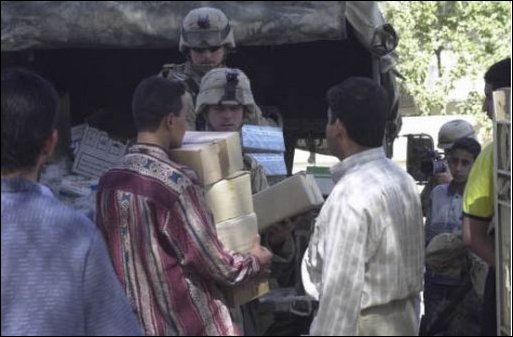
[215,213,269,307]
[170,142,224,186]
[241,125,285,153]
[183,131,244,175]
[71,123,87,158]
[170,131,243,186]
[72,125,127,179]
[205,172,253,223]
[246,153,287,176]
[253,173,324,232]
[216,213,258,253]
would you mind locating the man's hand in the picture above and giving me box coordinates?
[267,218,296,251]
[431,172,452,186]
[249,235,273,274]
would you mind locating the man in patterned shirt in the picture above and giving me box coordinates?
[302,77,424,335]
[96,76,272,336]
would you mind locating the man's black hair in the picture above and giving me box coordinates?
[1,68,58,173]
[448,137,481,159]
[484,57,511,90]
[132,76,186,132]
[327,77,389,147]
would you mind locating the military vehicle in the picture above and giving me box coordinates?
[2,1,401,173]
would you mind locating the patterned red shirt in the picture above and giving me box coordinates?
[96,143,261,336]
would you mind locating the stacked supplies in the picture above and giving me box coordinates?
[170,131,269,307]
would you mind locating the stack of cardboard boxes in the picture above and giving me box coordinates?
[169,131,326,306]
[169,131,269,307]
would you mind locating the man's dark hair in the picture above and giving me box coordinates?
[327,77,388,147]
[448,137,481,159]
[484,57,511,90]
[132,76,186,132]
[1,68,58,173]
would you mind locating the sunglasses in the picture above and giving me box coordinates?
[191,46,222,53]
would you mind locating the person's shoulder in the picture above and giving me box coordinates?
[160,62,188,81]
[125,146,194,189]
[35,194,98,241]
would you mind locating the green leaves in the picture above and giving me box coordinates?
[382,1,511,118]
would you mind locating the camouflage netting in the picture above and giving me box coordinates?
[1,1,346,51]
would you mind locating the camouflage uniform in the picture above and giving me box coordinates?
[160,7,235,130]
[161,7,275,130]
[243,154,269,194]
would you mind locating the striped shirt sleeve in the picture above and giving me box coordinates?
[161,184,261,286]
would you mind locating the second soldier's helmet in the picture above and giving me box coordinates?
[179,7,235,53]
[196,68,258,121]
[438,119,476,150]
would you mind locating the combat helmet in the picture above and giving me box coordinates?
[196,68,258,123]
[179,7,235,53]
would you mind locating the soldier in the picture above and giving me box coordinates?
[196,67,273,193]
[196,67,297,334]
[161,7,275,131]
[160,7,235,130]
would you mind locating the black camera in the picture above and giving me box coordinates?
[420,150,447,176]
[406,134,447,184]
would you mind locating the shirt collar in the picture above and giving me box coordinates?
[128,143,172,162]
[330,148,386,183]
[127,142,199,181]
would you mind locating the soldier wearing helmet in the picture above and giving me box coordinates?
[196,68,265,132]
[160,7,235,129]
[197,67,270,195]
[161,7,274,131]
[420,119,476,216]
[197,68,296,335]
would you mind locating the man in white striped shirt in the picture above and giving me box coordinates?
[302,77,424,335]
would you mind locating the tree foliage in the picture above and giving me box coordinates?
[383,1,511,119]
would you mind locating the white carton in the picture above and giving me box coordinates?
[241,125,285,153]
[205,172,253,223]
[72,125,127,179]
[170,131,243,186]
[215,213,269,307]
[253,173,324,232]
[216,213,258,254]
